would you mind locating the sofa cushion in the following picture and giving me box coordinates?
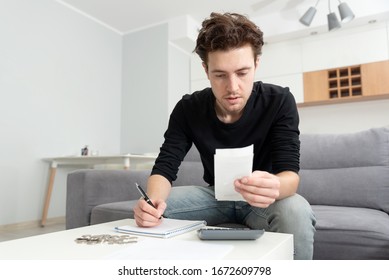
[91,200,137,225]
[173,145,207,187]
[312,205,389,259]
[298,126,389,213]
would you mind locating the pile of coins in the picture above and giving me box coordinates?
[74,234,137,245]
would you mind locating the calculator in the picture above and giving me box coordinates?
[197,227,264,240]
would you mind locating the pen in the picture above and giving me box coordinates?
[135,183,165,219]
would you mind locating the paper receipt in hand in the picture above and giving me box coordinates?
[214,145,253,201]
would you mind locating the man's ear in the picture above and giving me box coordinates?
[202,62,210,79]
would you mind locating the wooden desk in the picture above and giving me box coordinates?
[41,154,156,226]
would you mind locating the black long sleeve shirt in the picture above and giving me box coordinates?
[151,81,300,186]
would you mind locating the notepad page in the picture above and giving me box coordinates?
[115,218,206,238]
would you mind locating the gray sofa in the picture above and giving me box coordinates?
[66,126,389,259]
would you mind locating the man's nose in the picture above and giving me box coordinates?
[226,75,239,92]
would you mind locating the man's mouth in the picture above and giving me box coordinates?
[226,96,240,103]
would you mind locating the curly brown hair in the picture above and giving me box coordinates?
[194,12,264,65]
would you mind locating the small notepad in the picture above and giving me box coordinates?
[115,218,206,238]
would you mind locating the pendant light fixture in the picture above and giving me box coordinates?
[299,0,355,32]
[299,0,320,26]
[327,0,341,31]
[338,1,355,23]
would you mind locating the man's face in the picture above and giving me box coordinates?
[204,44,259,123]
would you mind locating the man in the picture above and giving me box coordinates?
[134,12,316,259]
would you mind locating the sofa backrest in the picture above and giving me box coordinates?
[172,127,389,214]
[298,126,389,214]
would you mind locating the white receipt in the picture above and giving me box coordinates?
[214,145,253,201]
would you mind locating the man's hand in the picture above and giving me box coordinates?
[134,174,171,227]
[234,171,281,208]
[133,198,166,227]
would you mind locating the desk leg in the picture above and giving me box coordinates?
[41,164,57,227]
[124,158,130,170]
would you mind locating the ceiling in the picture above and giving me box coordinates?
[57,0,300,32]
[57,0,389,43]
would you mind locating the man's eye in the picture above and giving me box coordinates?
[237,72,248,76]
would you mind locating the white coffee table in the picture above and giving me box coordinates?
[0,219,293,260]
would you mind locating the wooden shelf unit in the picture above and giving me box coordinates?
[303,60,389,103]
[327,65,362,99]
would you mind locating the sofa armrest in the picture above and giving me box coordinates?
[66,169,150,229]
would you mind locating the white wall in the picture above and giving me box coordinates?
[191,20,389,134]
[257,41,304,103]
[298,99,389,134]
[168,43,191,115]
[0,0,122,225]
[121,24,169,154]
[120,25,191,154]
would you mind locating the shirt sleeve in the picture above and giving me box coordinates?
[151,99,192,184]
[270,89,300,174]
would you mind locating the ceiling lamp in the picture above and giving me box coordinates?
[327,0,341,31]
[299,0,355,32]
[327,12,341,31]
[299,0,319,26]
[338,2,355,23]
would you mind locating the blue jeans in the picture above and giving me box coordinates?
[164,186,316,260]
